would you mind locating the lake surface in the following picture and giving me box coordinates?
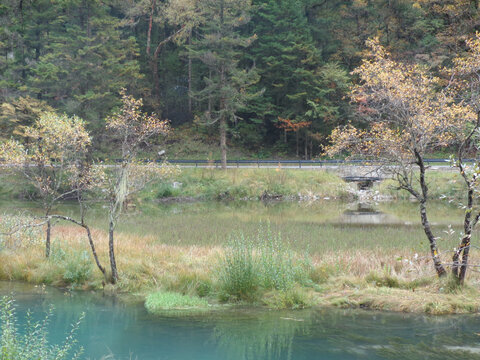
[2,281,480,360]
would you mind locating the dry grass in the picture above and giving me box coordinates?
[2,223,480,313]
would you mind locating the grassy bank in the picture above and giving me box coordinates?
[1,219,480,314]
[141,167,353,201]
[145,168,468,202]
[0,166,468,203]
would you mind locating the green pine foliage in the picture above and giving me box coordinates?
[1,0,479,157]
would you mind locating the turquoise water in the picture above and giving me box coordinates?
[2,282,480,360]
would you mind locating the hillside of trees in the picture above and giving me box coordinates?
[1,0,479,160]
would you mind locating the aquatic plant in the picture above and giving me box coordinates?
[0,296,84,360]
[145,291,208,313]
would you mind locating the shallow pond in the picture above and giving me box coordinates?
[2,281,480,360]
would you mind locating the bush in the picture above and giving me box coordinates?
[0,296,84,359]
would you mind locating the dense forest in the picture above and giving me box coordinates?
[1,0,479,160]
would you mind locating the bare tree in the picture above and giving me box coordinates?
[103,89,173,283]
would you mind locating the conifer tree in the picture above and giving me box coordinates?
[189,0,259,168]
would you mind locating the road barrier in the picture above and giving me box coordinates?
[155,158,457,168]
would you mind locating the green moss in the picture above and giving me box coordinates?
[145,291,209,313]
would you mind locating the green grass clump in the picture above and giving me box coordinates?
[145,291,209,313]
[219,227,312,303]
[0,296,84,359]
[220,233,258,300]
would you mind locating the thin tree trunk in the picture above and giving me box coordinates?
[419,200,446,277]
[304,133,308,160]
[296,131,299,157]
[45,219,51,258]
[415,149,446,277]
[219,58,227,169]
[188,29,192,114]
[220,115,227,170]
[146,0,156,56]
[109,219,118,284]
[49,214,107,279]
[452,111,480,283]
[84,224,106,278]
[152,26,184,97]
[452,188,473,282]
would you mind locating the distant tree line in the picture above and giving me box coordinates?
[1,0,479,160]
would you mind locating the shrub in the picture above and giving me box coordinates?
[0,296,84,359]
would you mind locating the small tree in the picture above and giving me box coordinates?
[104,89,172,283]
[326,38,474,279]
[0,113,107,279]
[1,113,91,257]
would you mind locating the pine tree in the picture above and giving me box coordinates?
[189,0,259,168]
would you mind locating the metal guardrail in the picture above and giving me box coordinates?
[154,158,460,168]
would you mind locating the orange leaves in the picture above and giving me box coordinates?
[275,117,311,132]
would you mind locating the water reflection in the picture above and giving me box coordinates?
[2,282,480,360]
[213,310,308,360]
[340,203,398,225]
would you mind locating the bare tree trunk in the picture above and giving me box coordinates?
[220,115,227,170]
[45,219,51,258]
[152,26,184,98]
[451,112,480,283]
[296,131,299,157]
[146,0,156,56]
[84,224,106,278]
[49,214,107,279]
[452,188,473,283]
[304,133,308,160]
[419,200,446,277]
[188,29,192,114]
[415,149,446,277]
[109,219,118,284]
[219,58,227,169]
